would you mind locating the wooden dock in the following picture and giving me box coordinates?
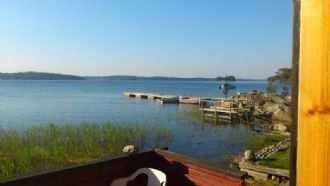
[123,92,175,99]
[123,92,208,104]
[124,92,254,123]
[201,104,254,123]
[179,96,201,104]
[202,108,237,121]
[123,92,180,104]
[201,107,253,123]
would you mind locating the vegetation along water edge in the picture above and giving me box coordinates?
[0,123,171,180]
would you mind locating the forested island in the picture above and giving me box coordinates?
[0,72,85,80]
[215,75,236,81]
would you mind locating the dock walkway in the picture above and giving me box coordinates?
[123,92,204,104]
[123,92,177,99]
[124,91,255,123]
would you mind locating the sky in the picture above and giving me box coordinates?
[0,0,293,79]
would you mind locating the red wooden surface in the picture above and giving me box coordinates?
[1,149,246,186]
[161,156,244,186]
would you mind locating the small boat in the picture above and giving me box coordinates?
[179,96,200,104]
[156,97,179,104]
[1,148,246,186]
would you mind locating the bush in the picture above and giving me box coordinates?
[281,86,289,97]
[266,82,277,95]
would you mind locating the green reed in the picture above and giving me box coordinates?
[176,105,203,123]
[0,122,172,180]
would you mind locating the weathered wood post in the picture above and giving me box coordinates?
[215,107,219,123]
[292,0,330,185]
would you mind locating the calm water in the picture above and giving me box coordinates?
[0,80,287,162]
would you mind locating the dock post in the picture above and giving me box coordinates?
[215,107,219,123]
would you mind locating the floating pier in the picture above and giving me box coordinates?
[123,92,205,104]
[201,106,253,123]
[200,99,255,123]
[179,97,201,104]
[124,91,255,123]
[202,108,237,121]
[123,92,180,104]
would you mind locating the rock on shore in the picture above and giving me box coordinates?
[232,92,292,123]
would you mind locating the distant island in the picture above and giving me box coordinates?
[267,68,291,84]
[0,72,85,80]
[0,72,264,81]
[84,75,214,81]
[215,75,236,81]
[86,75,260,81]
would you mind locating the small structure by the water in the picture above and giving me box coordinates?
[124,91,254,123]
[199,98,254,123]
[123,92,200,104]
[123,91,290,124]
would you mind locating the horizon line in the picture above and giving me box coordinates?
[0,71,267,80]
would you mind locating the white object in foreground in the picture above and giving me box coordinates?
[110,168,166,186]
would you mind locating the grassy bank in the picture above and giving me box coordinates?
[245,134,286,152]
[220,133,287,165]
[0,123,171,180]
[227,133,286,153]
[259,148,290,169]
[246,134,290,170]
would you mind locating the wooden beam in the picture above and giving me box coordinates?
[290,0,301,185]
[239,161,290,178]
[296,0,330,185]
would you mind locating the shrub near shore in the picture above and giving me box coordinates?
[0,123,171,179]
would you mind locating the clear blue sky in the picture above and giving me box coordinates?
[0,0,293,78]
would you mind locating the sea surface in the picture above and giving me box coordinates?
[0,80,289,162]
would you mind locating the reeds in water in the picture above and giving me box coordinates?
[0,122,172,179]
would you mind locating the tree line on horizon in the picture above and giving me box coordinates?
[0,69,291,82]
[0,72,84,80]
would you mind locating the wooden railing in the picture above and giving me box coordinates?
[292,0,330,185]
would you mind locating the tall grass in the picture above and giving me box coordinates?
[217,133,286,165]
[244,134,285,152]
[177,105,203,123]
[259,148,290,169]
[226,133,286,152]
[0,122,172,180]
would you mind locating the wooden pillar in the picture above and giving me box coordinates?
[215,108,219,123]
[294,0,330,185]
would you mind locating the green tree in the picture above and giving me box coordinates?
[281,86,290,97]
[266,82,277,95]
[267,68,291,83]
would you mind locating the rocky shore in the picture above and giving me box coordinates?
[225,91,292,185]
[230,91,292,124]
